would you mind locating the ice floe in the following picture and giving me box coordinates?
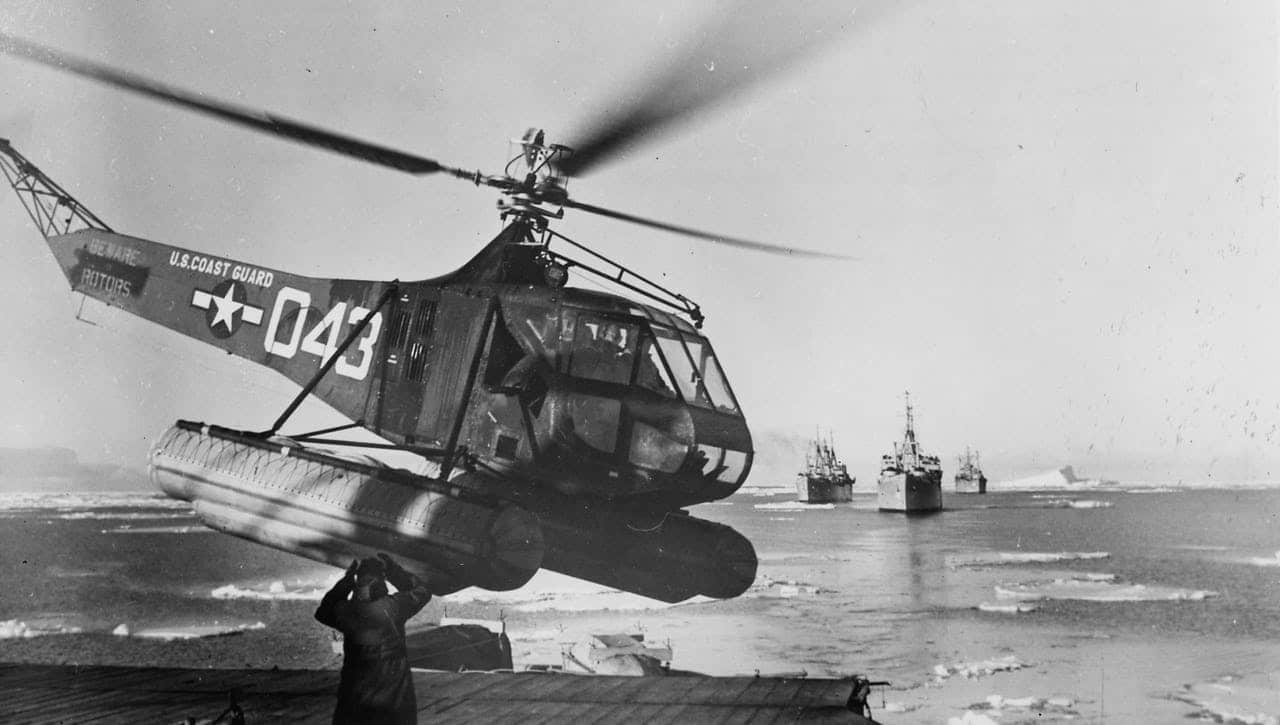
[736,485,795,497]
[0,492,188,511]
[445,570,705,612]
[995,575,1216,602]
[1246,551,1280,567]
[932,655,1028,681]
[1058,499,1113,508]
[56,511,193,521]
[1171,673,1280,725]
[951,551,1110,567]
[48,565,112,579]
[776,584,820,598]
[1172,546,1280,568]
[748,575,824,598]
[210,580,330,601]
[1026,498,1114,509]
[752,501,836,511]
[976,601,1038,614]
[102,524,211,535]
[1122,479,1280,491]
[976,498,1114,510]
[950,694,1080,723]
[0,619,83,638]
[125,621,267,640]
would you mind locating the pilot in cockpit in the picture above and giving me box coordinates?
[599,323,629,358]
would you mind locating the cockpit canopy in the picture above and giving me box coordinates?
[498,294,741,415]
[557,309,741,415]
[495,293,750,498]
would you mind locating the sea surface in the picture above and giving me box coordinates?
[1,481,1278,723]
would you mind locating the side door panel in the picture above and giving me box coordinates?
[409,289,493,448]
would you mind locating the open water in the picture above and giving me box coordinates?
[1,481,1277,722]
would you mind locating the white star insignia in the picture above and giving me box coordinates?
[208,284,245,332]
[190,284,264,334]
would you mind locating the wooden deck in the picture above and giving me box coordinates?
[0,663,874,723]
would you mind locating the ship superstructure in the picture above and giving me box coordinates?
[795,431,854,503]
[877,393,942,513]
[954,447,988,494]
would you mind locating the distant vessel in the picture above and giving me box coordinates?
[954,448,988,494]
[877,393,943,513]
[795,432,854,503]
[560,632,676,676]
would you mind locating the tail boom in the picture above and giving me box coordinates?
[46,228,397,427]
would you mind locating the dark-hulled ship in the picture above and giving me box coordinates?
[877,393,942,513]
[795,433,854,503]
[954,447,988,494]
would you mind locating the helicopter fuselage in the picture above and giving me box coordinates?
[42,223,753,515]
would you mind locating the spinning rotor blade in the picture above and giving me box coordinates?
[0,33,471,178]
[560,1,890,177]
[563,198,851,260]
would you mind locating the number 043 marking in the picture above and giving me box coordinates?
[263,286,383,381]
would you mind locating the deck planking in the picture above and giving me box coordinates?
[0,662,873,723]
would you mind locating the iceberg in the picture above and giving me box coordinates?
[991,466,1116,491]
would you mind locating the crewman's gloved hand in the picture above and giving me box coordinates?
[378,552,419,589]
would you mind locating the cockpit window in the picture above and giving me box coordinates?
[559,311,732,410]
[567,315,638,385]
[652,326,711,407]
[501,301,559,362]
[680,336,740,414]
[652,326,740,414]
[635,332,677,398]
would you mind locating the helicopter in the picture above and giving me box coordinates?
[0,27,846,603]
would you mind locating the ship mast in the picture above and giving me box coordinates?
[902,390,919,464]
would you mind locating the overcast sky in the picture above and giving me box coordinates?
[0,1,1275,484]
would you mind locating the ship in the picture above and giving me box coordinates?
[877,392,943,513]
[794,432,854,503]
[954,447,988,494]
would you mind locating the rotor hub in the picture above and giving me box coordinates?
[497,128,573,227]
